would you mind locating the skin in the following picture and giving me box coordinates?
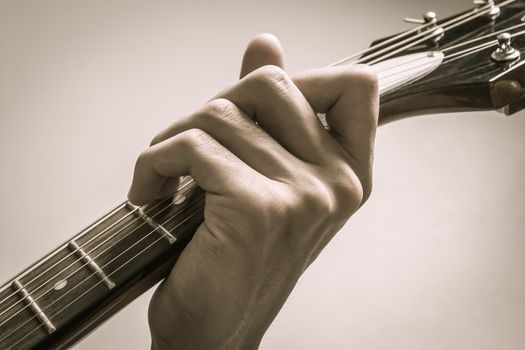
[127,33,379,349]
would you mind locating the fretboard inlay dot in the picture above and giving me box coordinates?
[53,279,68,291]
[173,195,186,205]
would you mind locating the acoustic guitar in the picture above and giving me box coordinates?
[1,0,524,348]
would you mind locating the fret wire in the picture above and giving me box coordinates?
[0,189,202,345]
[0,203,135,319]
[0,201,127,294]
[0,179,195,320]
[0,202,154,320]
[0,202,130,299]
[4,197,204,349]
[0,178,192,308]
[0,176,193,298]
[0,181,197,333]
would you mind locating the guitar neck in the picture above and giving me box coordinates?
[0,178,204,349]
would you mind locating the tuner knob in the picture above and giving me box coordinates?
[473,0,501,20]
[491,33,521,63]
[403,11,444,45]
[404,11,437,25]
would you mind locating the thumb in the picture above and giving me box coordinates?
[240,33,285,79]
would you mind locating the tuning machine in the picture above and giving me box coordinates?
[473,0,501,20]
[404,11,444,45]
[491,32,521,63]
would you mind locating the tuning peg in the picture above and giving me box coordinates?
[404,11,437,25]
[473,0,501,19]
[404,11,443,45]
[491,32,521,62]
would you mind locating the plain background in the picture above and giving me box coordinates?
[1,0,524,349]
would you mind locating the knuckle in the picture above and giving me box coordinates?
[249,64,290,91]
[201,98,239,123]
[135,147,153,168]
[288,175,337,222]
[304,179,336,218]
[350,64,378,93]
[337,64,378,95]
[330,166,365,217]
[178,128,213,152]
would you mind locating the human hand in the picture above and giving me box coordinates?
[127,34,378,350]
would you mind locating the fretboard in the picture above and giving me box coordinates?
[0,177,204,350]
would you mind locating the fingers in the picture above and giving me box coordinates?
[127,129,260,205]
[150,98,299,180]
[233,34,335,164]
[240,33,285,78]
[216,65,340,164]
[293,65,379,197]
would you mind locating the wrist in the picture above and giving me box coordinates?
[149,300,265,350]
[150,325,263,350]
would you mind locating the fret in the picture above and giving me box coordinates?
[97,193,204,285]
[126,202,177,244]
[0,202,127,297]
[16,245,110,330]
[68,241,116,290]
[12,280,56,335]
[0,185,205,349]
[0,282,47,349]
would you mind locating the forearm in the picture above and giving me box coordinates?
[150,311,265,350]
[148,281,267,350]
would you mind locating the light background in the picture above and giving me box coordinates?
[1,0,524,349]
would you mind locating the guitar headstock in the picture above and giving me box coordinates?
[339,0,525,124]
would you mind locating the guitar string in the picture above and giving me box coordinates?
[375,41,497,82]
[0,181,197,326]
[376,28,525,86]
[442,21,525,53]
[329,1,494,67]
[354,3,494,65]
[0,176,192,296]
[0,202,128,293]
[0,183,198,333]
[329,21,435,66]
[1,195,204,348]
[0,175,191,298]
[0,191,204,347]
[0,199,175,329]
[330,0,512,67]
[364,0,517,66]
[6,206,205,350]
[0,179,195,316]
[1,0,515,344]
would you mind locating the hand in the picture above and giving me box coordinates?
[127,34,378,350]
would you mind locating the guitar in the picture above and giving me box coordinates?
[1,0,525,348]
